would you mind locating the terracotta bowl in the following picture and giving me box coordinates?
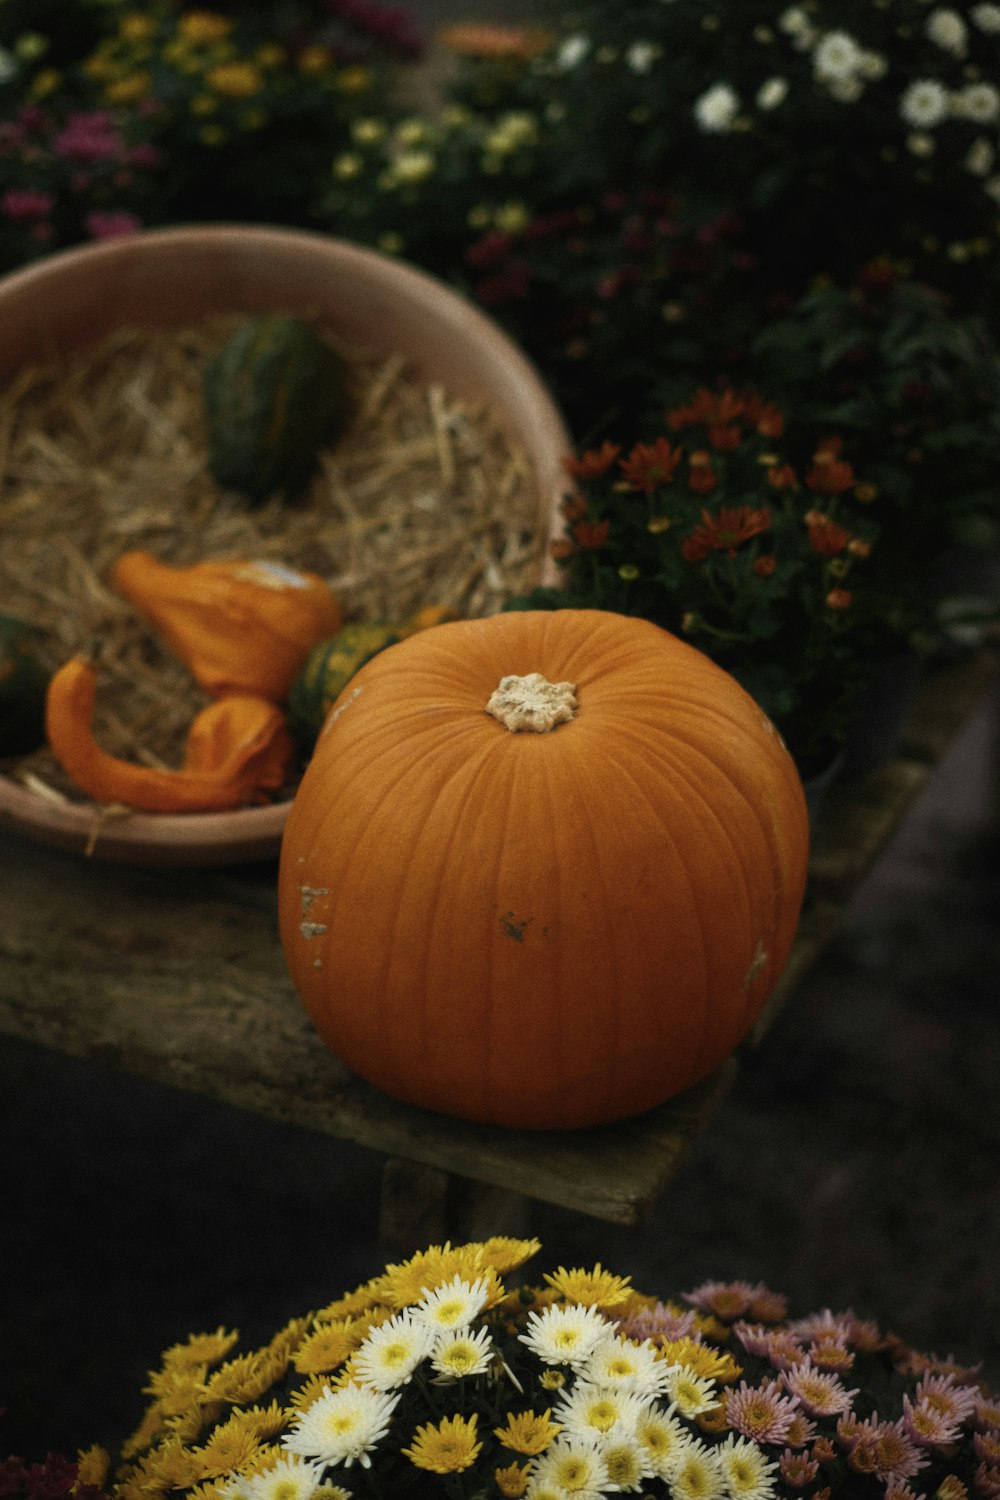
[0,224,573,866]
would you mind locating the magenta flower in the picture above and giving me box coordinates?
[779,1448,820,1487]
[85,210,142,240]
[53,111,124,164]
[685,1279,762,1322]
[1,188,55,221]
[725,1378,803,1445]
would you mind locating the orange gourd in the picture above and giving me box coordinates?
[45,657,295,813]
[111,551,342,702]
[278,609,809,1131]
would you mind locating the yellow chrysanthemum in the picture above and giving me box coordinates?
[145,1365,210,1417]
[255,43,285,68]
[163,1329,241,1371]
[142,1438,202,1491]
[543,1262,633,1310]
[104,71,150,104]
[315,1282,384,1322]
[119,1404,169,1461]
[176,12,234,46]
[658,1337,743,1383]
[164,1403,220,1445]
[375,1243,476,1308]
[205,1348,287,1404]
[495,1460,532,1497]
[187,1481,228,1500]
[76,1446,111,1488]
[403,1412,482,1474]
[494,1408,562,1456]
[206,61,263,97]
[477,1236,542,1274]
[120,13,158,42]
[192,1411,266,1478]
[292,1320,361,1374]
[286,1373,333,1414]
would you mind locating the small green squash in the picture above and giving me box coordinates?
[288,621,401,748]
[0,613,51,757]
[288,606,461,748]
[203,314,350,504]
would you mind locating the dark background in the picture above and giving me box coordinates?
[2,0,999,1474]
[3,675,998,1467]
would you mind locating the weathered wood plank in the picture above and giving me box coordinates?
[0,645,994,1230]
[0,828,737,1224]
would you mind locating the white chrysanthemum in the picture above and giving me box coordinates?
[519,1303,611,1367]
[967,136,995,175]
[778,6,817,48]
[626,40,661,73]
[693,82,741,132]
[554,1381,651,1439]
[0,48,18,84]
[281,1383,399,1469]
[858,49,888,80]
[955,82,1000,123]
[580,1334,669,1397]
[430,1326,495,1381]
[827,76,864,103]
[907,130,935,156]
[812,30,864,82]
[671,1435,726,1500]
[555,33,590,70]
[352,1312,436,1390]
[391,150,434,185]
[716,1433,779,1500]
[603,1433,655,1492]
[634,1405,689,1480]
[756,77,789,110]
[414,1274,490,1333]
[528,1435,610,1497]
[926,7,968,53]
[986,175,1000,202]
[899,78,950,127]
[662,1362,720,1418]
[242,1456,326,1500]
[972,2,1000,32]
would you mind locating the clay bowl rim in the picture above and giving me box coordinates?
[0,223,573,867]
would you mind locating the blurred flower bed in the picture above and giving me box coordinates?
[3,0,1000,771]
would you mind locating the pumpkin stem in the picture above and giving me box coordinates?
[485,672,578,733]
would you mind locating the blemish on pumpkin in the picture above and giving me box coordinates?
[321,685,362,736]
[299,884,329,915]
[500,911,532,942]
[742,939,768,989]
[300,920,328,940]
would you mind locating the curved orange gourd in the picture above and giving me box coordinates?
[111,551,342,702]
[46,657,294,813]
[277,609,809,1130]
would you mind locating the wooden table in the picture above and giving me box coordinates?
[1,647,995,1254]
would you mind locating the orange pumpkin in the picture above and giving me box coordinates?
[277,609,809,1130]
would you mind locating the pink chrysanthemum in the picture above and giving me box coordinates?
[976,1432,1000,1466]
[779,1448,819,1487]
[685,1280,760,1322]
[619,1300,699,1344]
[916,1373,980,1425]
[975,1461,1000,1498]
[746,1287,789,1324]
[840,1413,929,1482]
[783,1413,818,1450]
[902,1394,962,1447]
[734,1323,806,1372]
[808,1338,856,1373]
[788,1309,855,1345]
[725,1379,802,1445]
[782,1360,859,1418]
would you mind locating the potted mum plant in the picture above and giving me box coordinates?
[32,1236,1000,1500]
[507,386,882,777]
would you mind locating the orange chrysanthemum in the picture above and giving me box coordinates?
[619,437,683,492]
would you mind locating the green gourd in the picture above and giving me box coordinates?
[203,315,350,504]
[0,613,51,757]
[288,620,402,749]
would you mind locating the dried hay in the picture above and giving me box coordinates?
[0,316,546,804]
